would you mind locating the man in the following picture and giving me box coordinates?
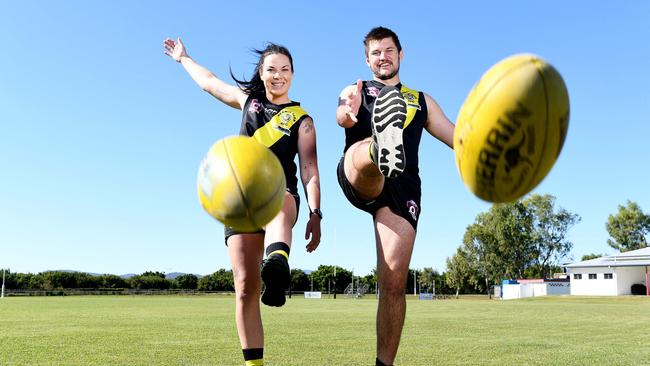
[335,26,454,366]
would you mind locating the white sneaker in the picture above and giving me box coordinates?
[371,86,407,178]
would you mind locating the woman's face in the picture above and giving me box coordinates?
[259,53,293,101]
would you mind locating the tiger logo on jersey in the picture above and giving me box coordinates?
[401,90,421,110]
[252,106,307,148]
[274,110,295,136]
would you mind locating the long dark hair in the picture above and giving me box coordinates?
[230,43,294,96]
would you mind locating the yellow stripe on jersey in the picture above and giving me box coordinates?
[400,85,420,129]
[245,359,264,366]
[252,106,308,148]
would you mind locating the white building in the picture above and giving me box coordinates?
[501,279,570,300]
[565,247,650,296]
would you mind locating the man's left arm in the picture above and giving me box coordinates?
[423,93,454,149]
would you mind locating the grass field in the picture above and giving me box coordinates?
[1,295,649,365]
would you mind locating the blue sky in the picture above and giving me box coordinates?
[1,1,649,276]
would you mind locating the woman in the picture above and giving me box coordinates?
[163,37,322,366]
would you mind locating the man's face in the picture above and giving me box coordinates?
[366,37,403,81]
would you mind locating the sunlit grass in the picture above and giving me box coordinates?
[1,295,649,365]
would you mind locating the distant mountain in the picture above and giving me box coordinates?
[55,270,108,277]
[165,272,203,280]
[49,270,203,279]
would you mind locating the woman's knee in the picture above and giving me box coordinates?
[233,271,261,302]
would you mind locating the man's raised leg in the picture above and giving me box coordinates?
[343,138,385,200]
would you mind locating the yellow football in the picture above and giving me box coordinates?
[454,54,569,202]
[197,136,286,231]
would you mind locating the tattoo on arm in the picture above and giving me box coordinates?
[302,119,314,134]
[302,161,314,183]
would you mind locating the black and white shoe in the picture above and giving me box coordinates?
[371,86,407,179]
[260,254,290,307]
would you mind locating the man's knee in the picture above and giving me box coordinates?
[379,274,408,297]
[347,141,382,178]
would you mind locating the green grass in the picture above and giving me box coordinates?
[1,295,649,365]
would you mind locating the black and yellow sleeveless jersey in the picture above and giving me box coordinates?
[344,80,428,190]
[240,94,310,195]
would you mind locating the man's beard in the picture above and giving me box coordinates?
[374,64,400,80]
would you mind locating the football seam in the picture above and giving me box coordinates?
[529,61,551,193]
[251,164,286,229]
[223,139,252,222]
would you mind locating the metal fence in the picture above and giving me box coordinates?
[3,289,236,297]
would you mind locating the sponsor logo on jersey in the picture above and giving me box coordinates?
[367,86,380,98]
[406,200,419,221]
[248,99,262,114]
[264,107,279,116]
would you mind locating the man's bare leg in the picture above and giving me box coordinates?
[374,207,416,365]
[343,138,384,200]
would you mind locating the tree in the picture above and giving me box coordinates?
[406,269,418,295]
[606,200,650,252]
[75,272,101,288]
[446,249,472,298]
[461,201,535,293]
[290,269,310,291]
[28,274,44,290]
[457,194,579,293]
[141,271,166,279]
[524,194,580,278]
[523,264,563,279]
[173,274,198,290]
[197,269,233,291]
[417,267,438,293]
[14,273,35,289]
[360,272,378,294]
[98,274,129,289]
[406,268,440,295]
[212,269,234,291]
[129,273,171,290]
[309,265,351,293]
[581,253,606,261]
[434,271,454,295]
[38,271,100,290]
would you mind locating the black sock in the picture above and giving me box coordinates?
[376,357,392,366]
[266,242,290,260]
[243,348,263,366]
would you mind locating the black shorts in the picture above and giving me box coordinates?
[224,190,300,245]
[337,156,421,230]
